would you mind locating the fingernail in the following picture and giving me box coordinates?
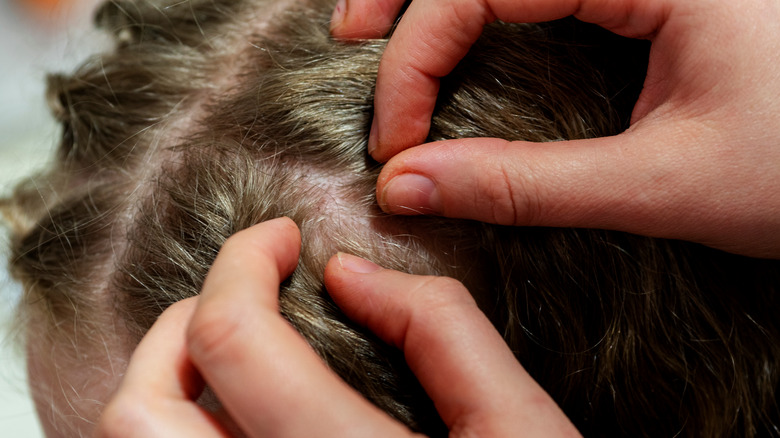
[330,0,347,31]
[367,116,379,158]
[337,252,382,274]
[381,173,442,214]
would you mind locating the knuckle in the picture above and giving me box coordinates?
[401,275,480,349]
[423,275,467,295]
[412,276,473,309]
[186,303,245,364]
[483,161,544,226]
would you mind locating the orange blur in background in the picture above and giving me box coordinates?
[16,0,70,21]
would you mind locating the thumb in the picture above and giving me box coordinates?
[377,134,664,228]
[375,127,776,257]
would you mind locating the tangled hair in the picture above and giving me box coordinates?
[2,0,779,436]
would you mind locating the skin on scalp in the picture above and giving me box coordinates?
[1,0,779,436]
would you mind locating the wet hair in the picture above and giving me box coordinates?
[2,0,779,436]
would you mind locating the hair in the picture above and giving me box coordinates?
[2,0,779,436]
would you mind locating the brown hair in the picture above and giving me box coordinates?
[2,0,779,436]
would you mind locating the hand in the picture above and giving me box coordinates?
[331,0,780,258]
[95,217,580,437]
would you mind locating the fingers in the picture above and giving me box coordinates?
[329,0,406,39]
[335,0,780,256]
[350,0,673,161]
[374,131,780,258]
[187,218,412,438]
[376,134,662,228]
[324,253,581,437]
[332,0,668,41]
[96,298,231,438]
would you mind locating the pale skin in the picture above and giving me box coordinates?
[95,218,580,437]
[330,0,780,259]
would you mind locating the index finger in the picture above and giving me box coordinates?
[186,218,411,437]
[365,0,672,162]
[96,298,231,438]
[324,253,581,437]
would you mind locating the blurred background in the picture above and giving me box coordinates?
[1,0,105,435]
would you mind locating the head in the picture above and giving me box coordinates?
[2,0,779,437]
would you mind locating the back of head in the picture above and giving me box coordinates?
[2,0,779,437]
